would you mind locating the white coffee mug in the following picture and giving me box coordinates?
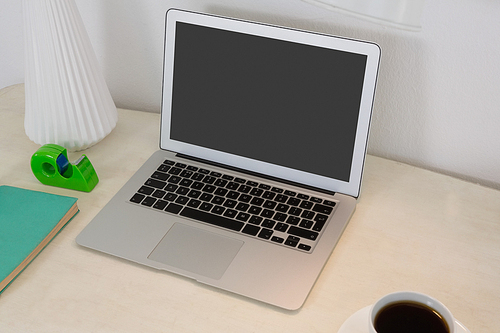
[368,291,456,333]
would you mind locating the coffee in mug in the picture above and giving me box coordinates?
[369,291,455,333]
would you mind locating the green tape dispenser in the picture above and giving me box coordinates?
[31,144,99,192]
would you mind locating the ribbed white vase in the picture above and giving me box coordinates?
[23,0,117,151]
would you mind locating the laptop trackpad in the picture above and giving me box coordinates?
[148,223,244,280]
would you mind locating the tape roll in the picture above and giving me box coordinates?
[56,153,70,176]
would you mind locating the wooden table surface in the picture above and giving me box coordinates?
[1,84,499,332]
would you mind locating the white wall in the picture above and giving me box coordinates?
[1,0,499,190]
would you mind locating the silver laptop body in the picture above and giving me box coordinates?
[76,9,380,310]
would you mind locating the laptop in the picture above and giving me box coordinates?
[76,9,380,310]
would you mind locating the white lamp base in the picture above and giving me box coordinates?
[23,0,117,151]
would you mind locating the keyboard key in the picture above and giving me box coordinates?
[258,228,273,240]
[250,197,264,206]
[187,190,202,198]
[180,207,244,232]
[200,193,213,202]
[226,191,240,199]
[153,200,169,210]
[271,236,284,244]
[299,219,314,229]
[298,244,311,251]
[130,193,145,203]
[276,203,289,213]
[199,202,213,211]
[271,187,283,193]
[261,219,275,228]
[262,191,275,200]
[275,194,288,203]
[211,205,225,215]
[223,199,237,208]
[288,226,319,241]
[238,185,252,193]
[234,177,246,184]
[235,202,250,211]
[314,213,328,223]
[176,187,190,195]
[263,200,277,209]
[152,189,166,198]
[238,194,252,203]
[165,203,183,214]
[167,176,181,184]
[191,182,204,190]
[288,207,302,216]
[301,210,315,220]
[164,193,177,201]
[141,197,156,207]
[212,196,225,205]
[248,206,262,215]
[163,160,175,166]
[165,184,178,192]
[214,187,228,196]
[261,209,274,218]
[242,224,260,236]
[274,213,287,222]
[274,222,288,232]
[284,190,296,197]
[138,186,154,195]
[157,164,171,172]
[310,197,322,203]
[203,176,217,184]
[299,201,314,210]
[214,179,228,187]
[202,185,216,193]
[226,182,239,190]
[249,216,263,225]
[187,199,202,208]
[287,197,301,206]
[313,215,328,232]
[285,236,300,247]
[168,167,182,175]
[223,209,237,218]
[250,188,264,196]
[179,178,193,187]
[235,212,250,222]
[286,216,300,225]
[180,170,194,178]
[192,173,205,181]
[312,203,334,215]
[145,178,166,189]
[175,196,189,205]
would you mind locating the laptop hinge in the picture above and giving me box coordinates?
[176,153,336,197]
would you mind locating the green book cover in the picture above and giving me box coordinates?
[0,185,79,293]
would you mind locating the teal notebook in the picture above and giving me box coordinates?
[0,185,78,293]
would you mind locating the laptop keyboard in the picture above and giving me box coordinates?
[129,159,337,252]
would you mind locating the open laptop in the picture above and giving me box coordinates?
[76,9,380,310]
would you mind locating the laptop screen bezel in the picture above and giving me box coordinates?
[160,9,380,198]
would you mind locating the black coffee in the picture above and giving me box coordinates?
[374,301,449,333]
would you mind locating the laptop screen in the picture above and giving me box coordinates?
[161,10,380,197]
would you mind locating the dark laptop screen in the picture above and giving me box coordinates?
[169,22,367,182]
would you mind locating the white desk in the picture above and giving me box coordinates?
[1,84,499,332]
